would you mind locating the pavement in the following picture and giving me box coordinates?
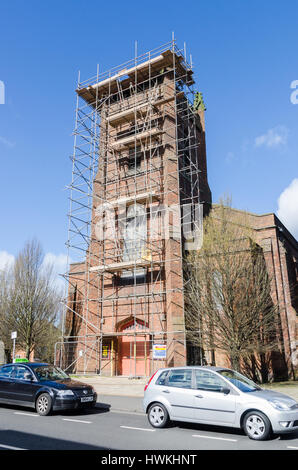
[71,376,147,413]
[71,375,298,414]
[262,382,298,401]
[71,376,147,398]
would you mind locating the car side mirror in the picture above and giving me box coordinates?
[220,387,231,395]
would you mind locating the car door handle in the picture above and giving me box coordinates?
[162,390,170,394]
[195,394,203,398]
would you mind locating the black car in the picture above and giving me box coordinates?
[0,362,97,416]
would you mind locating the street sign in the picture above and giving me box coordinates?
[11,331,17,362]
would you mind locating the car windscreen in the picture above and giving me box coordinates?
[33,365,70,382]
[218,370,262,392]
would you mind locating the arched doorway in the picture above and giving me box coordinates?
[118,317,150,376]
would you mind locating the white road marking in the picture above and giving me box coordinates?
[14,412,39,417]
[110,409,145,416]
[0,443,27,450]
[192,434,238,442]
[287,446,298,450]
[120,425,155,432]
[62,418,92,424]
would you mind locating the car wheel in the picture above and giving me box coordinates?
[243,411,272,441]
[36,393,52,416]
[148,402,169,428]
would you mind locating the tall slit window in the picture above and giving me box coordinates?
[127,146,142,173]
[123,203,147,262]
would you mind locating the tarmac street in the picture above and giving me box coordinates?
[0,400,297,451]
[98,395,144,414]
[0,376,297,452]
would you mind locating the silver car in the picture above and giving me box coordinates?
[143,366,298,441]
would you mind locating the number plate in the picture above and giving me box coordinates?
[80,396,94,403]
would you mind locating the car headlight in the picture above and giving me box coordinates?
[57,390,75,397]
[268,399,291,411]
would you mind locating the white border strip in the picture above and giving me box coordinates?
[120,426,155,432]
[192,434,237,442]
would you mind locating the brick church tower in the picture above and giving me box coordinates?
[61,41,211,376]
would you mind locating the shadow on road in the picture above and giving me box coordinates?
[56,402,111,417]
[0,402,111,417]
[0,429,111,450]
[278,429,298,441]
[172,420,244,437]
[171,420,298,442]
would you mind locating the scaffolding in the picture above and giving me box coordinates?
[57,38,211,376]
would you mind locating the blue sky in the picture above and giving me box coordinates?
[0,0,297,276]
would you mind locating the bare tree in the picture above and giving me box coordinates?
[0,265,13,352]
[0,239,62,360]
[184,202,280,381]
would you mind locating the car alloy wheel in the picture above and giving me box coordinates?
[243,411,271,441]
[148,403,169,428]
[36,393,52,416]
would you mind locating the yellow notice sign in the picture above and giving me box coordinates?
[102,345,110,359]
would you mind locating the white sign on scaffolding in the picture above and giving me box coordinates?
[153,344,166,360]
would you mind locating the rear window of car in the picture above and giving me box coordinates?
[155,370,169,385]
[12,366,31,380]
[0,366,14,378]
